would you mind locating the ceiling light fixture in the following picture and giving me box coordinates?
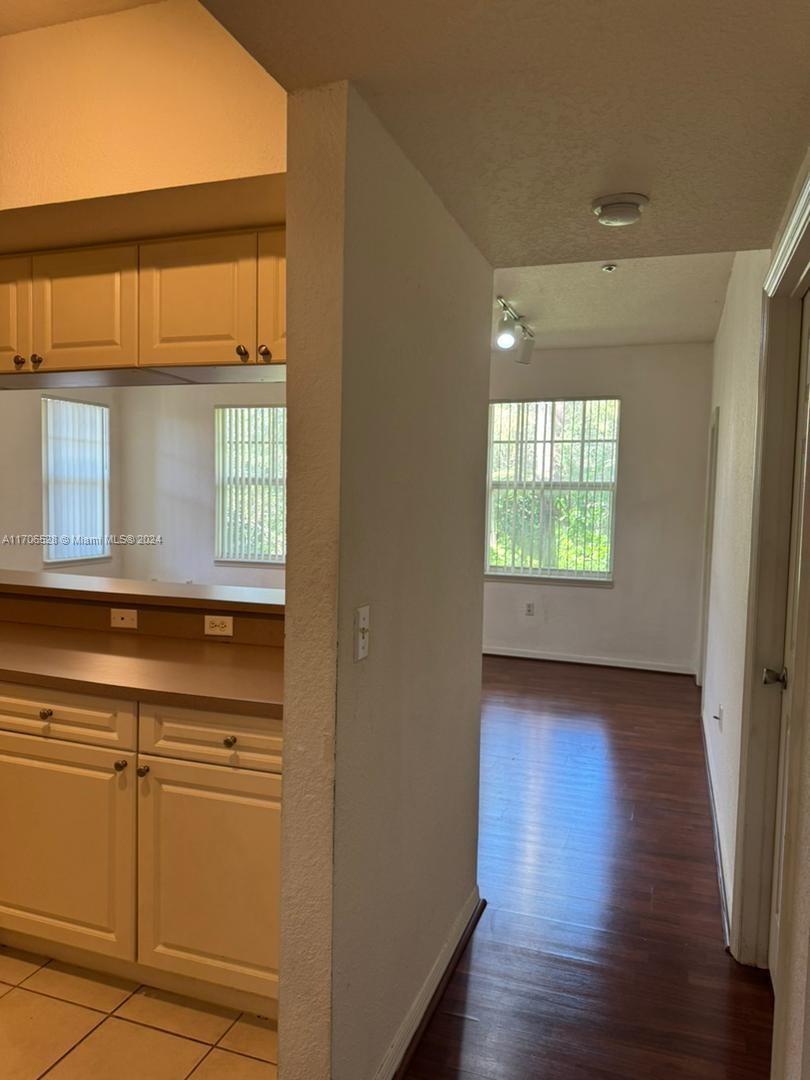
[601,263,618,273]
[495,296,535,362]
[591,193,649,227]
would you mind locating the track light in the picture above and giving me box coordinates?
[496,313,519,350]
[495,296,535,362]
[515,326,534,365]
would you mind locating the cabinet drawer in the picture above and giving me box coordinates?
[0,683,136,750]
[139,704,282,773]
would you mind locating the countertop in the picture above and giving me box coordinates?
[0,569,285,615]
[0,622,283,718]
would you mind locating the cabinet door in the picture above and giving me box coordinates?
[0,254,32,372]
[32,245,138,370]
[0,731,135,958]
[139,233,258,366]
[257,229,286,364]
[138,755,280,997]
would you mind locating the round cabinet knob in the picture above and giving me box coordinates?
[30,354,44,369]
[235,344,250,363]
[39,708,53,721]
[114,760,128,772]
[223,735,238,749]
[137,765,150,778]
[257,344,272,363]
[12,354,25,370]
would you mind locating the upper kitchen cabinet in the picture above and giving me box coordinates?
[32,245,138,370]
[258,228,287,364]
[0,255,32,372]
[139,232,258,366]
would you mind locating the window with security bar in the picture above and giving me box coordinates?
[486,398,620,580]
[215,406,286,564]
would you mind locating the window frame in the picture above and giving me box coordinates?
[485,396,621,585]
[214,404,287,568]
[41,396,111,566]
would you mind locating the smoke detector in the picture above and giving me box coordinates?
[591,193,649,227]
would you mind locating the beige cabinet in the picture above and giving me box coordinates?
[139,233,258,366]
[258,228,287,364]
[0,730,136,958]
[0,255,32,372]
[31,245,138,370]
[137,754,280,997]
[139,703,282,773]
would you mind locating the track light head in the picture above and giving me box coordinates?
[496,313,519,350]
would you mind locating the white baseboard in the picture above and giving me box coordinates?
[700,716,731,948]
[482,645,695,675]
[372,885,481,1080]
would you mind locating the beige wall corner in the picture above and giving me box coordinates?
[281,82,349,1080]
[0,0,286,211]
[331,87,492,1080]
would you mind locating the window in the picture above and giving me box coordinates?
[486,398,620,581]
[42,398,110,563]
[215,406,286,564]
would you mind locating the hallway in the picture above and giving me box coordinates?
[405,657,774,1079]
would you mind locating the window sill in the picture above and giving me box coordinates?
[43,555,112,568]
[485,574,614,589]
[214,559,286,569]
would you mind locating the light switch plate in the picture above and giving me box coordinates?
[354,604,370,661]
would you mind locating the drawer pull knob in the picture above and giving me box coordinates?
[137,765,150,778]
[30,354,44,370]
[235,344,250,362]
[12,355,25,370]
[258,344,272,363]
[114,760,128,772]
[223,735,238,749]
[39,708,53,721]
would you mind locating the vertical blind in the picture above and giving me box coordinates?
[486,398,620,580]
[215,406,286,563]
[42,398,110,562]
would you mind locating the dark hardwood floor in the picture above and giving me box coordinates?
[404,657,774,1080]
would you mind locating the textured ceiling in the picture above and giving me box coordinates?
[0,0,158,36]
[203,0,810,267]
[494,252,735,349]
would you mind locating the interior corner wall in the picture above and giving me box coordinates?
[0,0,286,212]
[701,248,772,922]
[280,82,348,1080]
[331,87,492,1080]
[485,342,713,673]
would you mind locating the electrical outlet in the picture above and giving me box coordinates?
[354,604,370,661]
[110,608,138,630]
[525,601,535,616]
[205,615,234,637]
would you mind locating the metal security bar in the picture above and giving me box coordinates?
[486,399,620,580]
[215,406,286,564]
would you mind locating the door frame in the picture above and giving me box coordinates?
[730,178,810,1000]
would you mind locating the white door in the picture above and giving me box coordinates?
[0,730,136,958]
[770,290,810,977]
[137,754,281,998]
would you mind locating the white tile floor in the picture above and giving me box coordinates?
[0,947,278,1080]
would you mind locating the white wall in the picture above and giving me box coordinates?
[331,87,491,1080]
[485,343,713,673]
[701,249,771,920]
[0,388,125,576]
[282,81,492,1080]
[0,0,286,212]
[121,384,285,588]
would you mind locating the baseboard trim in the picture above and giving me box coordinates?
[483,646,694,675]
[372,887,485,1080]
[700,716,731,948]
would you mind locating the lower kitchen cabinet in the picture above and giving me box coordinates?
[137,754,281,997]
[0,730,136,958]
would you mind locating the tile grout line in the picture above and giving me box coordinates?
[36,1004,109,1079]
